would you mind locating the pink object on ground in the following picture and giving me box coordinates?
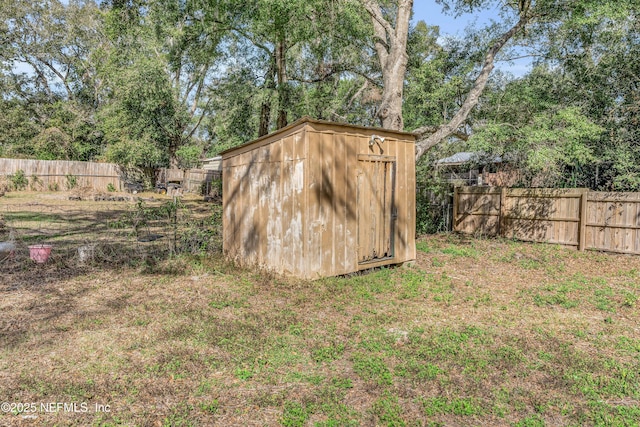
[28,244,52,263]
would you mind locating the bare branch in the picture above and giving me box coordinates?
[231,27,273,55]
[39,58,74,100]
[498,54,539,62]
[361,0,391,67]
[361,0,397,45]
[185,99,211,141]
[347,79,369,109]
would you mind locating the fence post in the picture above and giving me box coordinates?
[452,186,459,232]
[579,188,588,251]
[499,187,507,238]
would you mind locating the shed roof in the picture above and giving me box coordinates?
[220,117,416,160]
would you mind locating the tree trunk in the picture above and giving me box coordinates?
[259,101,272,137]
[168,138,180,169]
[362,1,531,159]
[259,56,277,137]
[362,0,413,131]
[275,39,288,129]
[379,55,407,130]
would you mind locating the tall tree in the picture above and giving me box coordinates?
[360,0,534,160]
[0,0,105,160]
[361,0,413,130]
[220,0,367,135]
[99,0,225,169]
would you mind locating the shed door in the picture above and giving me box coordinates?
[357,154,396,264]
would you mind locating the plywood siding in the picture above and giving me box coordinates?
[304,124,415,277]
[222,118,416,279]
[223,129,308,277]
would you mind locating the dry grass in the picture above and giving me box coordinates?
[1,193,639,426]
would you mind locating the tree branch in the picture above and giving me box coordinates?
[414,12,532,160]
[185,99,211,141]
[39,58,74,100]
[412,125,470,141]
[231,27,273,55]
[361,0,397,44]
[347,79,369,109]
[361,0,391,68]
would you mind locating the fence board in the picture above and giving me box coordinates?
[1,159,222,194]
[454,186,640,255]
[0,158,121,191]
[585,192,640,254]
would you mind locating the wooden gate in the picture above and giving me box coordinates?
[357,155,396,263]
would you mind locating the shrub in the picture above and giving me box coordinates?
[65,173,78,190]
[9,170,28,191]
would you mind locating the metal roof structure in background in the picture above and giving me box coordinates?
[435,152,503,167]
[200,156,222,171]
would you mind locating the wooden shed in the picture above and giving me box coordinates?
[220,117,416,279]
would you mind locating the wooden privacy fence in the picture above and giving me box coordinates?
[0,158,121,191]
[454,186,640,255]
[1,159,220,194]
[184,169,221,193]
[157,168,222,193]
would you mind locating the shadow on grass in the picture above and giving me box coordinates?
[0,200,222,351]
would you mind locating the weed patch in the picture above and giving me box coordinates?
[420,396,484,416]
[352,354,393,386]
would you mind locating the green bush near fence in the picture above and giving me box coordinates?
[9,169,28,191]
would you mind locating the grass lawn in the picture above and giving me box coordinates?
[1,192,639,426]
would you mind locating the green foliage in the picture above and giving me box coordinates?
[206,70,261,154]
[441,245,478,258]
[371,394,406,427]
[234,368,254,381]
[312,343,345,363]
[352,354,393,386]
[420,396,483,416]
[0,1,104,161]
[175,145,201,169]
[107,183,116,192]
[415,154,455,235]
[9,169,28,191]
[0,98,39,158]
[101,60,183,169]
[470,1,640,190]
[281,401,310,427]
[514,414,545,427]
[65,173,78,190]
[403,20,477,132]
[471,99,603,188]
[199,400,219,414]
